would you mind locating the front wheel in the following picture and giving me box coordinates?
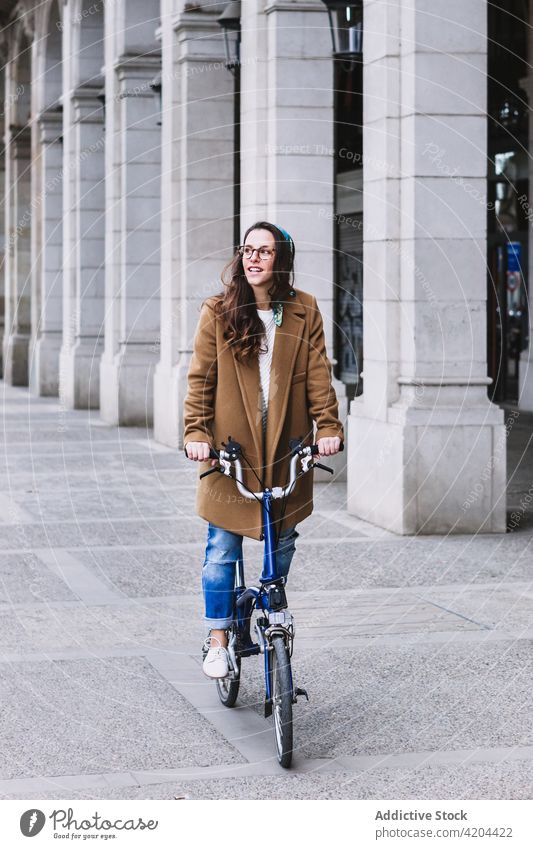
[271,635,293,768]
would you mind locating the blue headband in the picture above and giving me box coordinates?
[277,226,293,243]
[277,226,295,299]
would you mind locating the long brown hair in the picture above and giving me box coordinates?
[212,221,295,364]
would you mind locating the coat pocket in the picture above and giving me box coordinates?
[291,370,306,385]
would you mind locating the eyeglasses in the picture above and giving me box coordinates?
[237,245,276,260]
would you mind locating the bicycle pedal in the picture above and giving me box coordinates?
[294,686,309,701]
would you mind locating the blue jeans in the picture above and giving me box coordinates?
[202,522,299,629]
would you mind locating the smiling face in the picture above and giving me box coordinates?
[242,228,276,292]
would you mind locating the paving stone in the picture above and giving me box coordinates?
[0,471,152,493]
[1,426,147,443]
[14,490,184,522]
[314,482,350,511]
[73,548,206,598]
[0,597,206,654]
[0,518,208,550]
[1,758,531,800]
[283,537,533,592]
[0,381,531,800]
[423,586,533,632]
[0,553,76,605]
[143,469,202,488]
[0,452,184,475]
[236,640,533,760]
[289,590,482,638]
[2,443,153,458]
[0,656,244,780]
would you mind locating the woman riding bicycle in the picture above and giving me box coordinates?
[183,222,344,678]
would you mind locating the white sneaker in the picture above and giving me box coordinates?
[202,634,229,679]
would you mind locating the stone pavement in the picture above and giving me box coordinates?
[0,381,531,800]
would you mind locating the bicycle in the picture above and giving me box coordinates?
[191,435,344,768]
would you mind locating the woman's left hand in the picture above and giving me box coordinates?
[317,436,342,458]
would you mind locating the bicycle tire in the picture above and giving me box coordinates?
[216,656,241,707]
[271,634,293,768]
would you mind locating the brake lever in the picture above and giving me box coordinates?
[301,454,313,474]
[313,461,334,474]
[219,456,233,476]
[199,466,221,480]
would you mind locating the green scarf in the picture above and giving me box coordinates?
[272,301,283,327]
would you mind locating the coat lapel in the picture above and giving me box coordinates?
[264,299,305,473]
[233,341,264,464]
[233,296,305,473]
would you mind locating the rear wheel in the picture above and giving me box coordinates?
[216,656,241,707]
[271,635,293,768]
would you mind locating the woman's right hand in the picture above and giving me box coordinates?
[184,442,218,466]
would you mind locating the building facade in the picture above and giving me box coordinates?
[1,0,530,534]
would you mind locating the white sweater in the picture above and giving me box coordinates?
[256,307,276,436]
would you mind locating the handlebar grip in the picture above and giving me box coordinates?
[310,439,344,455]
[183,445,219,460]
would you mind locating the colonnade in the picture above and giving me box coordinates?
[0,0,515,533]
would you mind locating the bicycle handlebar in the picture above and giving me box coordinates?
[192,437,344,502]
[205,439,345,461]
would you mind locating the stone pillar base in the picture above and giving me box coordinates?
[518,349,533,411]
[100,344,158,427]
[348,392,507,535]
[29,332,62,397]
[0,328,4,377]
[59,340,102,410]
[3,332,30,386]
[313,375,348,483]
[153,353,191,448]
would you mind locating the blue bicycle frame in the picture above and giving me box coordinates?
[231,489,294,712]
[196,436,342,717]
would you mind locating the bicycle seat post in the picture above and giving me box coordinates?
[235,555,245,592]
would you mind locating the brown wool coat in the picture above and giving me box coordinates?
[182,288,344,541]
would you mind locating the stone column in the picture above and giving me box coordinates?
[518,45,533,408]
[0,66,5,376]
[239,0,269,226]
[153,4,234,446]
[30,109,63,395]
[99,55,161,426]
[239,0,347,477]
[59,86,105,409]
[244,1,334,293]
[348,0,506,533]
[3,124,32,386]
